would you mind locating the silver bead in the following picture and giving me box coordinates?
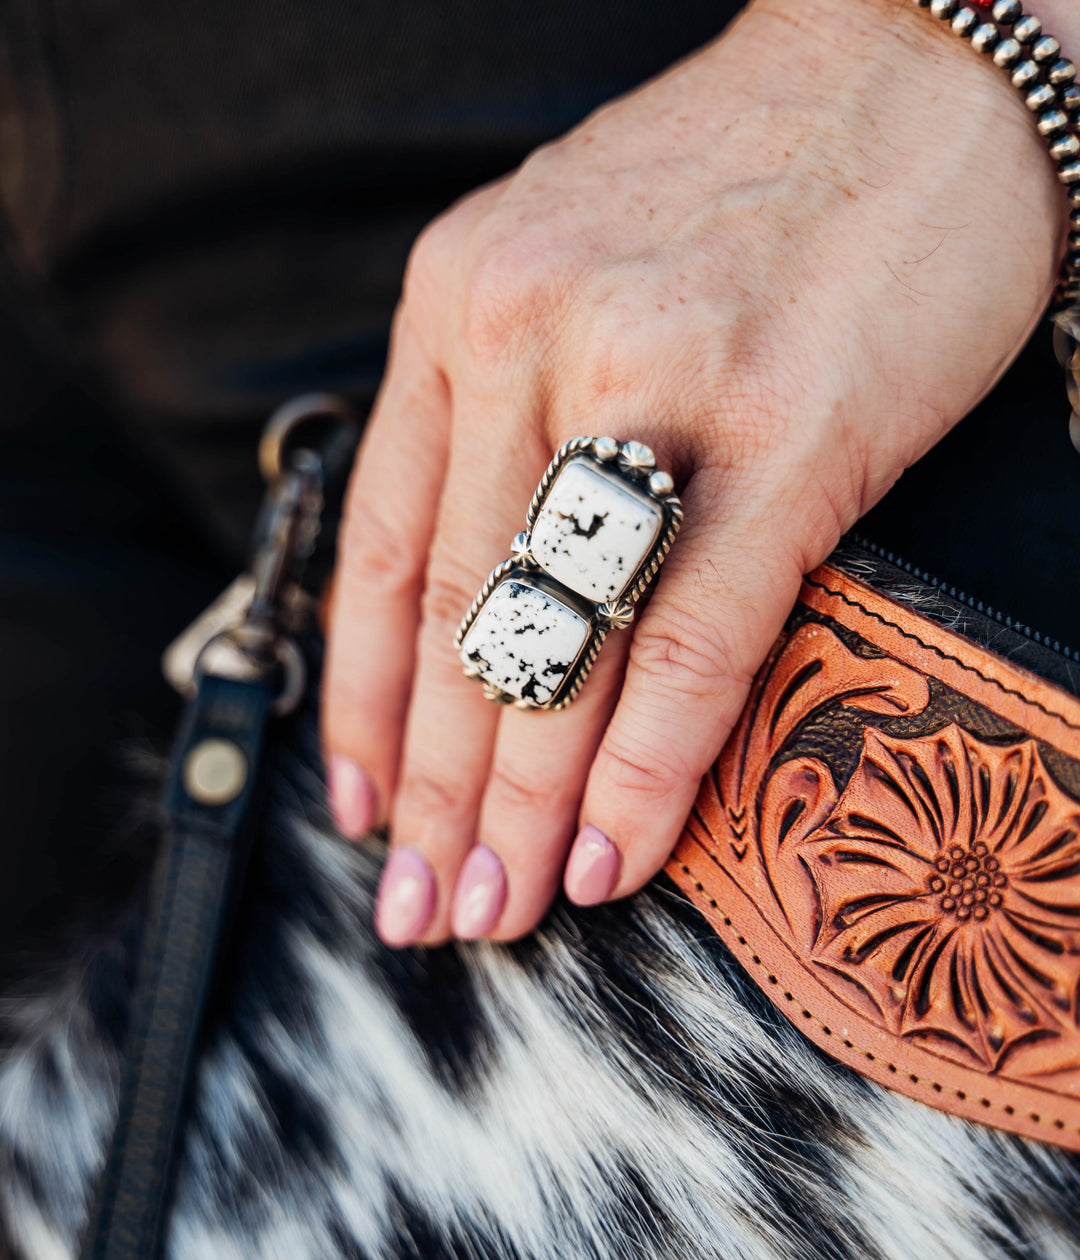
[1033,35,1061,63]
[1069,184,1080,205]
[930,0,957,18]
[1068,232,1080,251]
[1012,59,1041,89]
[951,6,978,36]
[1014,14,1043,43]
[592,436,619,462]
[993,37,1022,67]
[991,0,1021,23]
[1052,134,1080,162]
[970,23,999,53]
[648,470,674,498]
[1037,109,1070,136]
[1025,83,1057,111]
[1070,208,1080,229]
[1049,59,1077,87]
[1058,160,1080,185]
[1063,85,1080,113]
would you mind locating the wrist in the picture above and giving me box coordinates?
[814,0,1073,301]
[733,0,1064,335]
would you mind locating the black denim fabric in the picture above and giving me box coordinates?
[0,0,1077,967]
[0,0,740,549]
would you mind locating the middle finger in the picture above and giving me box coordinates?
[455,634,629,941]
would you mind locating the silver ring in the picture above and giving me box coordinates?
[455,436,682,710]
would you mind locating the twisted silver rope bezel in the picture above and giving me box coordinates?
[454,557,516,656]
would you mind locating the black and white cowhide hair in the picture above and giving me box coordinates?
[4,620,1080,1257]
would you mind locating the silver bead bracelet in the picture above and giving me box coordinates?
[913,0,1080,446]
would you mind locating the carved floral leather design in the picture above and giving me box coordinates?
[666,564,1080,1149]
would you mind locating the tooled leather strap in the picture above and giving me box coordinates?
[666,563,1080,1150]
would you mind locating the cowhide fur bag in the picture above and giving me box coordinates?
[3,523,1080,1259]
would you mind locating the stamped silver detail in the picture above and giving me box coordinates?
[616,440,656,477]
[597,600,636,630]
[510,530,535,565]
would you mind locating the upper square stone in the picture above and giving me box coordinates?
[531,457,663,602]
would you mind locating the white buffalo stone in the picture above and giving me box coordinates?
[531,458,662,602]
[459,579,590,706]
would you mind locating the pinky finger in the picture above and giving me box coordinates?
[570,481,805,903]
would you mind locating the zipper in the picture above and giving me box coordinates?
[845,530,1079,663]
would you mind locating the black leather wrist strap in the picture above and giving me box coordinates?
[79,393,358,1260]
[80,671,276,1260]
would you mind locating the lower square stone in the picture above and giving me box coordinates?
[460,578,591,706]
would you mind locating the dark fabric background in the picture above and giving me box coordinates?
[0,0,1077,972]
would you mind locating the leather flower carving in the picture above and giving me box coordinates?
[798,724,1080,1074]
[678,569,1080,1144]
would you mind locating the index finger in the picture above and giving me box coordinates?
[322,314,451,834]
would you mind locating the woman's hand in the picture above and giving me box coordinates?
[322,0,1063,946]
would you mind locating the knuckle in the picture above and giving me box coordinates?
[594,731,687,802]
[486,761,560,814]
[421,563,480,636]
[402,212,458,308]
[571,334,648,413]
[340,493,423,597]
[461,236,565,366]
[628,611,737,698]
[399,768,470,821]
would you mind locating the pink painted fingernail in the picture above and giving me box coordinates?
[375,847,436,946]
[327,755,377,839]
[451,845,507,940]
[564,825,620,906]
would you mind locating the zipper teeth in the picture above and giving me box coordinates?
[847,533,1080,663]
